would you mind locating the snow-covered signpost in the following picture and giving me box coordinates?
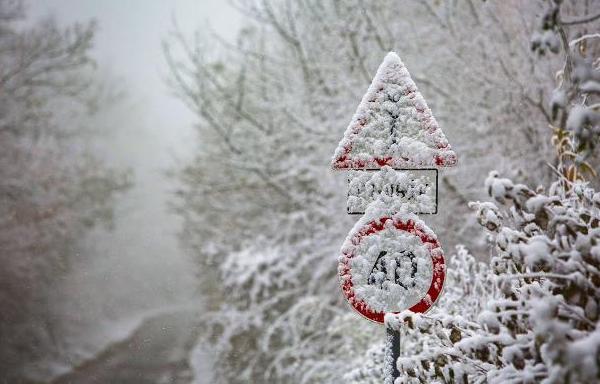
[332,52,457,383]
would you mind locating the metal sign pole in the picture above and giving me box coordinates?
[385,324,401,383]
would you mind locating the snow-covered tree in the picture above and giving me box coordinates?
[0,1,130,380]
[166,0,598,382]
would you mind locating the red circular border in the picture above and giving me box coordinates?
[339,216,445,323]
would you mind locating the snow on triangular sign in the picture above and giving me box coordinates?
[332,52,457,170]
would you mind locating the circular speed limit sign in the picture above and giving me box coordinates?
[338,213,445,323]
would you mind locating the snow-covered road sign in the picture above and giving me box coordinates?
[339,213,445,323]
[332,52,457,324]
[332,52,457,170]
[347,167,437,215]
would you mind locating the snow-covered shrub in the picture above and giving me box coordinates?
[199,243,375,384]
[532,0,600,174]
[392,171,600,383]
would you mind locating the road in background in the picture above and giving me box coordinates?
[50,309,203,384]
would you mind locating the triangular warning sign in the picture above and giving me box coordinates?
[332,52,457,170]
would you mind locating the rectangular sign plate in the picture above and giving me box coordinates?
[347,169,438,215]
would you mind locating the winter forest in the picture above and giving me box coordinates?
[1,0,600,383]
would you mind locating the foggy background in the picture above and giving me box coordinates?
[3,1,241,383]
[26,0,242,307]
